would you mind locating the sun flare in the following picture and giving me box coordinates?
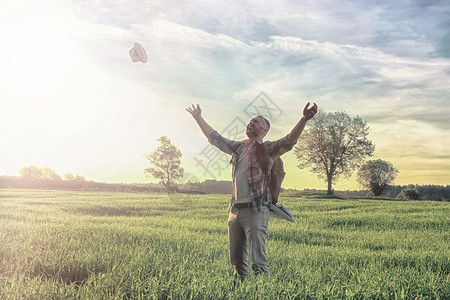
[11,29,61,76]
[6,24,77,95]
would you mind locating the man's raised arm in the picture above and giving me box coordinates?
[186,104,215,139]
[287,102,318,144]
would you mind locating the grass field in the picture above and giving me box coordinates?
[0,189,449,299]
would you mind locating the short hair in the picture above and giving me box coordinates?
[257,115,270,131]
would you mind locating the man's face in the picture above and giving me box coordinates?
[246,116,269,139]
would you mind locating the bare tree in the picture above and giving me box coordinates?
[294,110,374,195]
[145,136,184,191]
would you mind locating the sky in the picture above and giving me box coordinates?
[1,0,449,190]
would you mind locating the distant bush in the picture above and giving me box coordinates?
[303,193,346,200]
[402,189,421,200]
[417,185,450,201]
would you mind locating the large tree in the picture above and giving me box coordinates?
[357,159,399,196]
[294,110,374,195]
[145,136,184,191]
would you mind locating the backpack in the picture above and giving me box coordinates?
[269,157,285,204]
[254,142,285,204]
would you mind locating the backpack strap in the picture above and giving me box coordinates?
[255,141,269,176]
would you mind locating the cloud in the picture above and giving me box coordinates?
[33,3,449,145]
[436,26,450,58]
[63,0,450,113]
[65,0,450,61]
[245,35,449,121]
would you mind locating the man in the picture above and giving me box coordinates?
[186,102,317,279]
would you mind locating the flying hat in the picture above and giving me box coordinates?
[269,203,295,222]
[129,42,148,63]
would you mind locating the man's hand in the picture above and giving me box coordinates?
[303,102,318,120]
[287,102,318,143]
[186,104,202,120]
[186,104,215,139]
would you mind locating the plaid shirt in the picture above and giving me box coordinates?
[208,131,296,211]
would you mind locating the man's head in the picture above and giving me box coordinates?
[246,115,270,140]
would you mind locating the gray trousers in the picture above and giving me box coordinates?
[228,205,270,278]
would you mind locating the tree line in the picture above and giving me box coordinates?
[334,184,450,201]
[19,166,86,182]
[2,168,448,201]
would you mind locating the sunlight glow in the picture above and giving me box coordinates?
[5,25,78,96]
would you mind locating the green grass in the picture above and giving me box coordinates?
[0,189,449,299]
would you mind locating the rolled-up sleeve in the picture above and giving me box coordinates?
[265,134,297,157]
[208,131,242,155]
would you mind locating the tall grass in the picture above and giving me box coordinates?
[0,189,449,299]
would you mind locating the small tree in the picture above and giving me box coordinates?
[41,167,62,180]
[402,189,421,200]
[20,166,43,179]
[357,159,399,196]
[145,136,184,191]
[20,166,61,180]
[294,110,374,195]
